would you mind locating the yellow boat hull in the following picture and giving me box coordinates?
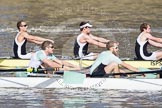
[0,59,161,69]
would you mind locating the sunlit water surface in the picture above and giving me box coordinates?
[0,88,162,108]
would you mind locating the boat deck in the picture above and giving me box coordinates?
[0,58,162,91]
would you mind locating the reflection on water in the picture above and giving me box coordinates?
[0,88,162,108]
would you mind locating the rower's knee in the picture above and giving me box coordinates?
[110,62,118,67]
[104,62,118,72]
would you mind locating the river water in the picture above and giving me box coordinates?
[1,0,162,107]
[0,88,162,108]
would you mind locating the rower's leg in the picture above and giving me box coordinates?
[82,53,98,60]
[155,51,162,60]
[104,62,119,73]
[154,51,162,78]
[104,62,120,77]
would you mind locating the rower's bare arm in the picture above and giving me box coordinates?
[28,39,42,44]
[24,33,54,44]
[62,60,79,68]
[121,62,139,72]
[147,34,162,43]
[31,35,54,43]
[42,59,62,68]
[86,37,106,47]
[91,35,109,43]
[148,39,162,47]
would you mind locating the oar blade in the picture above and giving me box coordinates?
[63,71,86,84]
[15,72,28,77]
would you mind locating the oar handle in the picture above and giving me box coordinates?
[27,68,60,72]
[0,67,58,72]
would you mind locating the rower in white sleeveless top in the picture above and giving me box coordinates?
[74,21,110,60]
[135,23,162,60]
[13,20,54,59]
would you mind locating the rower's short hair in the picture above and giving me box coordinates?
[17,20,24,30]
[140,23,150,32]
[41,41,54,50]
[106,41,118,50]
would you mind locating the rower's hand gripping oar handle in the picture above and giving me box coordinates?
[26,67,60,73]
[26,68,34,72]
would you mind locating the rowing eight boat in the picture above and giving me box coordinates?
[0,58,162,91]
[0,69,160,91]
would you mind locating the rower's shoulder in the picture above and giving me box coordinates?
[140,32,151,37]
[18,31,29,37]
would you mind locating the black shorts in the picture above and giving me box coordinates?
[91,64,106,77]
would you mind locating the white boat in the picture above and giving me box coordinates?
[0,77,162,91]
[0,58,162,91]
